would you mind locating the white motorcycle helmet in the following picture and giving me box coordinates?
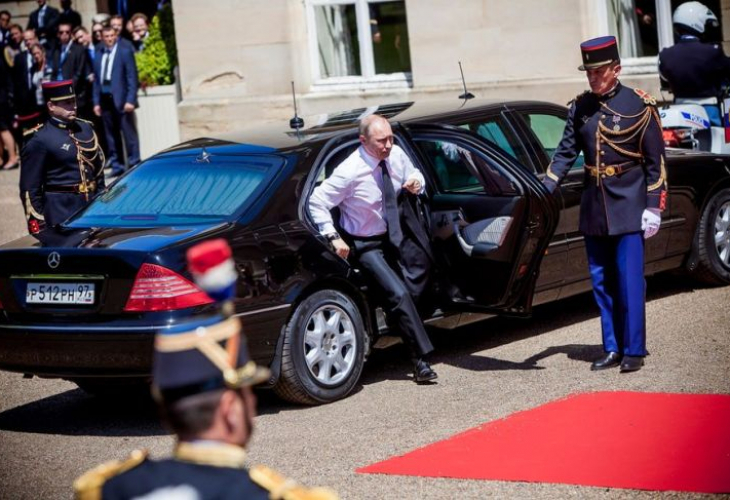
[673,1,719,35]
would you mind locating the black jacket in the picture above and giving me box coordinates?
[659,37,730,98]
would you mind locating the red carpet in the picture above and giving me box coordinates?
[358,392,730,493]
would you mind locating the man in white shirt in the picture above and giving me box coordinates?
[309,114,437,383]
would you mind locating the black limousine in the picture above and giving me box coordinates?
[1,99,728,404]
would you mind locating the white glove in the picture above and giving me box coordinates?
[641,208,661,239]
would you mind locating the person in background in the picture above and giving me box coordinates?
[29,42,52,109]
[93,25,140,176]
[27,0,60,51]
[3,24,23,68]
[0,10,11,47]
[130,13,149,52]
[658,1,730,126]
[0,56,19,170]
[51,22,89,115]
[91,21,105,48]
[11,30,44,140]
[59,0,82,30]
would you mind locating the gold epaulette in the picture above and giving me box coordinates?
[23,123,44,137]
[633,88,657,106]
[250,464,339,500]
[73,449,148,500]
[568,90,590,106]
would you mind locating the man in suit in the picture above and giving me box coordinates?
[59,0,82,30]
[309,114,438,383]
[11,30,43,140]
[93,25,140,176]
[26,0,60,50]
[51,22,89,112]
[74,240,338,500]
[542,36,667,373]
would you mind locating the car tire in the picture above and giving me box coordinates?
[274,289,367,405]
[691,188,730,285]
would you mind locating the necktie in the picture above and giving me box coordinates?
[379,160,403,248]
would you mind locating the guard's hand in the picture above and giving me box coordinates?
[93,105,101,117]
[402,178,422,194]
[641,208,661,239]
[331,238,350,259]
[123,102,135,113]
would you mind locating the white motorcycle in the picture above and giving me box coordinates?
[659,92,730,153]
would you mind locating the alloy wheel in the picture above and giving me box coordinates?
[303,304,357,386]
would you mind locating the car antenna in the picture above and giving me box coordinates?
[458,61,475,101]
[289,81,304,130]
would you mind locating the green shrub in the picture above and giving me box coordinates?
[135,4,177,87]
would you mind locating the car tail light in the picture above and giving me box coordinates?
[124,263,215,312]
[663,128,693,148]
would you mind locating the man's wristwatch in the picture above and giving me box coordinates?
[325,232,341,242]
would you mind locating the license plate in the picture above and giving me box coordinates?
[26,283,95,305]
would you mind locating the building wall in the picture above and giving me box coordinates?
[174,0,673,140]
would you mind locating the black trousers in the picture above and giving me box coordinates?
[352,236,434,358]
[100,94,140,174]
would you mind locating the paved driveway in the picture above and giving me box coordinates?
[0,168,728,499]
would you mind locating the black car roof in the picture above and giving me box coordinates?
[156,99,564,156]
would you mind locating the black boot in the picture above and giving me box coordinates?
[590,352,621,371]
[413,358,438,383]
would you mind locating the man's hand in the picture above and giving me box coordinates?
[641,208,661,239]
[331,238,350,259]
[93,105,102,117]
[402,178,422,194]
[123,102,135,113]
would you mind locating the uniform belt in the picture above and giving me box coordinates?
[585,161,638,178]
[46,181,97,194]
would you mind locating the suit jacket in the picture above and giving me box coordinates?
[51,42,91,108]
[93,41,139,111]
[396,192,434,303]
[10,50,38,116]
[27,5,60,42]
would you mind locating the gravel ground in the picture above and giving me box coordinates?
[0,168,728,499]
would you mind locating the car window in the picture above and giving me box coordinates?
[67,155,285,227]
[446,116,534,173]
[520,112,585,171]
[414,139,518,196]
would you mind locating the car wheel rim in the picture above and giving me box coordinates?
[715,201,730,267]
[303,304,357,387]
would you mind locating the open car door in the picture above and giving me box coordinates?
[400,123,559,316]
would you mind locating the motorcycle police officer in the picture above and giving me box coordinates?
[73,239,338,500]
[19,80,105,235]
[658,1,730,125]
[543,36,667,373]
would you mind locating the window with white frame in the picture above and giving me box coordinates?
[601,0,722,64]
[307,0,412,87]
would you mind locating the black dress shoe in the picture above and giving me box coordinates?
[413,359,438,383]
[620,356,644,373]
[590,352,621,371]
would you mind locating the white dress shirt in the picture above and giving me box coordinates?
[309,144,426,237]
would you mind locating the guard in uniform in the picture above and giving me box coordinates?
[73,240,339,500]
[19,79,105,235]
[543,36,667,373]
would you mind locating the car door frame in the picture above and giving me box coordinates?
[397,122,560,316]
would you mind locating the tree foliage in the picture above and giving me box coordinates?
[135,4,177,87]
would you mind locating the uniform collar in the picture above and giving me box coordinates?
[174,441,247,469]
[49,117,71,130]
[680,34,700,42]
[597,81,622,101]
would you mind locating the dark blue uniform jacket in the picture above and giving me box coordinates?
[659,37,730,98]
[544,83,667,236]
[19,117,105,233]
